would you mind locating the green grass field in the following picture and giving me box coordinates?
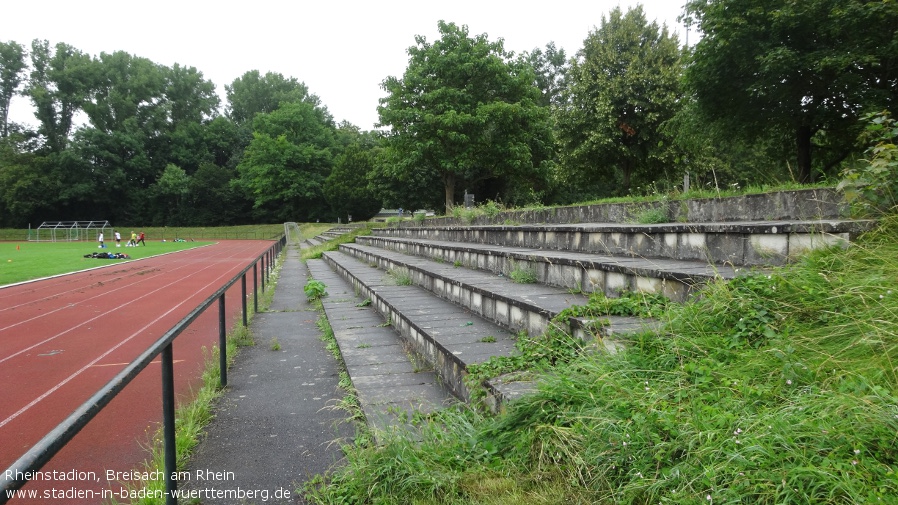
[0,240,211,286]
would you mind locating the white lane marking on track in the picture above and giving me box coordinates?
[0,246,260,428]
[92,360,184,367]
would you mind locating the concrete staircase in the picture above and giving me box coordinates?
[307,189,873,434]
[302,225,358,248]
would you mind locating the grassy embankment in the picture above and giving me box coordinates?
[304,212,898,504]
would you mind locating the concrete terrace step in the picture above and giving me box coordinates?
[335,244,590,337]
[306,259,457,437]
[319,249,658,412]
[334,242,663,341]
[349,237,736,303]
[373,219,872,267]
[408,188,849,226]
[317,251,521,403]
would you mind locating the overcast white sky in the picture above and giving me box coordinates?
[6,0,689,131]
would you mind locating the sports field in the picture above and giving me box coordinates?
[0,240,210,286]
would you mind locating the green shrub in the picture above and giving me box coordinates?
[303,280,327,301]
[839,110,898,214]
[507,264,537,284]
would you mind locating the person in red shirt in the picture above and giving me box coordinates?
[136,231,146,246]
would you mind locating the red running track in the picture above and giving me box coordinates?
[0,240,274,503]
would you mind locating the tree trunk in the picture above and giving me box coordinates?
[796,123,813,184]
[621,159,632,195]
[443,171,456,214]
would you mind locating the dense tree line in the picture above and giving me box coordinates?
[2,1,896,226]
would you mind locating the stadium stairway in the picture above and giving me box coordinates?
[307,188,874,436]
[302,225,358,248]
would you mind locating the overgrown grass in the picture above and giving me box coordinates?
[506,261,537,284]
[301,223,382,261]
[571,180,831,207]
[305,214,898,504]
[388,267,413,286]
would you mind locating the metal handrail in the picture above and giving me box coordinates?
[1,235,287,504]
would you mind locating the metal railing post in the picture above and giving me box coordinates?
[266,249,272,283]
[161,344,178,505]
[253,263,258,313]
[261,256,266,292]
[241,274,248,328]
[218,294,227,388]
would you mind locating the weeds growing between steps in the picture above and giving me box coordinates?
[305,214,898,505]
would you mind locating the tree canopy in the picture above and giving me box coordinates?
[685,0,898,183]
[0,40,26,138]
[378,21,552,212]
[3,3,897,227]
[234,100,336,223]
[556,5,682,198]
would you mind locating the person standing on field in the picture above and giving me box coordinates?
[114,231,122,247]
[98,232,105,248]
[137,231,146,246]
[128,231,137,247]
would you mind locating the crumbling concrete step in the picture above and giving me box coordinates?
[354,236,737,302]
[372,219,872,266]
[321,249,662,412]
[396,188,849,226]
[341,241,669,338]
[320,251,526,402]
[306,259,457,438]
[336,243,591,337]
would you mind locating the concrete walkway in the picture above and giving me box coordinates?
[182,242,352,504]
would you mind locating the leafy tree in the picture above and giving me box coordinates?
[556,5,682,197]
[164,63,219,125]
[522,42,568,108]
[26,40,95,152]
[67,125,145,222]
[0,136,56,225]
[148,163,190,225]
[201,116,249,169]
[663,96,796,192]
[234,101,336,222]
[0,40,27,138]
[225,70,316,126]
[684,0,898,183]
[378,21,551,213]
[188,162,250,225]
[81,51,166,134]
[325,130,382,222]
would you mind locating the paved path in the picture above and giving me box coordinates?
[182,242,352,504]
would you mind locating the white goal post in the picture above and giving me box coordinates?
[31,221,112,242]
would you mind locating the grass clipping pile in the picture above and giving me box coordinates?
[306,216,898,505]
